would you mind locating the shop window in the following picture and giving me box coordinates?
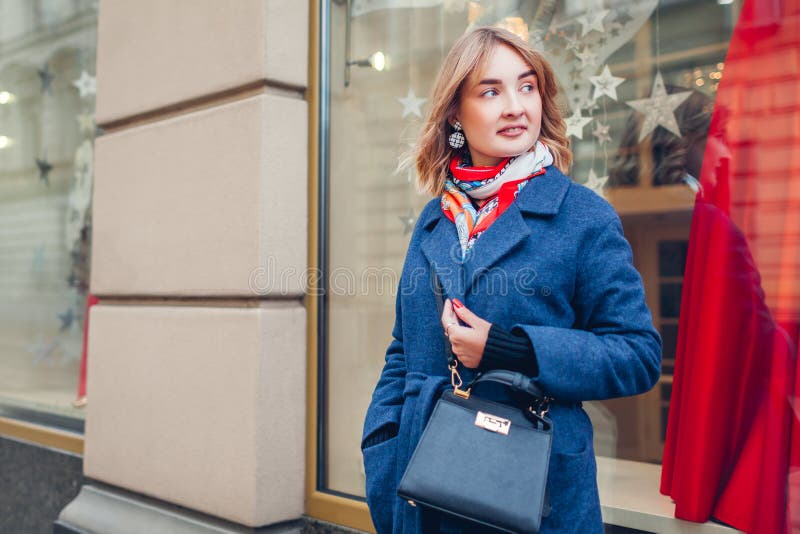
[0,1,97,429]
[317,0,737,502]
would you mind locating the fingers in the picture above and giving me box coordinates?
[440,299,459,335]
[445,300,490,369]
[453,348,481,368]
[452,299,488,329]
[448,326,488,369]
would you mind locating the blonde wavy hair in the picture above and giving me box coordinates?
[414,26,571,196]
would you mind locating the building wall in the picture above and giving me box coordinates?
[73,0,311,528]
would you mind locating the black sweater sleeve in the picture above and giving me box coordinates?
[479,323,539,376]
[361,422,398,449]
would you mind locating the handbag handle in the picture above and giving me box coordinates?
[466,369,545,400]
[431,270,455,368]
[469,370,552,418]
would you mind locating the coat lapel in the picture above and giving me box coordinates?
[421,166,572,301]
[420,213,467,304]
[463,202,530,292]
[463,167,572,294]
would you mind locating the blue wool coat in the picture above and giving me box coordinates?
[361,166,662,534]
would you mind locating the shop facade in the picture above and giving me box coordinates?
[0,1,796,533]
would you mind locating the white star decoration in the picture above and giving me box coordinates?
[592,122,612,145]
[580,97,599,115]
[576,9,609,37]
[590,65,625,101]
[72,70,96,99]
[398,208,416,235]
[397,88,426,119]
[585,169,609,195]
[626,72,692,142]
[564,33,582,53]
[565,109,592,139]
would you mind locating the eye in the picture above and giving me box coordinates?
[482,88,499,97]
[521,83,536,93]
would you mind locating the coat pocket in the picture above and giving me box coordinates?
[363,435,399,534]
[543,444,602,534]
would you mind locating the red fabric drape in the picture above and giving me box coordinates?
[659,0,800,532]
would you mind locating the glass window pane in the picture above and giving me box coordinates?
[0,1,97,423]
[659,282,683,319]
[660,323,678,360]
[658,240,688,277]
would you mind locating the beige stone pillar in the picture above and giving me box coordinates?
[58,0,310,530]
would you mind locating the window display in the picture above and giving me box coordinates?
[0,0,98,423]
[322,0,737,498]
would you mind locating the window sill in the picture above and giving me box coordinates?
[597,456,742,533]
[0,416,83,455]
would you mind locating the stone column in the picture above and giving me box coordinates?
[56,1,310,531]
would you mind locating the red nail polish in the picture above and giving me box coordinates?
[453,299,464,309]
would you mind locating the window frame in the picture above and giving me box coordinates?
[0,417,83,455]
[304,0,374,530]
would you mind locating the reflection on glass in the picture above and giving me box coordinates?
[660,323,678,360]
[0,1,97,420]
[325,0,736,497]
[659,283,683,319]
[658,241,688,277]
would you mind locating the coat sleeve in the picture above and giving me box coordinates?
[512,215,662,402]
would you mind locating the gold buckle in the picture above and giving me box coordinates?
[449,361,470,399]
[453,387,471,399]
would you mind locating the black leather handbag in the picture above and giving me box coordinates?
[397,281,553,533]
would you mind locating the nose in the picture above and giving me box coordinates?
[503,91,524,117]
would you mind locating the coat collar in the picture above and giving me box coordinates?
[420,166,572,299]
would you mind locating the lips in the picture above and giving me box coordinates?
[498,124,527,136]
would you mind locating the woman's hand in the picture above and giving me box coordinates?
[441,298,491,369]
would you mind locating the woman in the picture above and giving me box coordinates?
[361,27,661,534]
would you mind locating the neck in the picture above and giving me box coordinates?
[468,150,504,168]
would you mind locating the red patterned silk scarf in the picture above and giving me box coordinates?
[441,155,544,256]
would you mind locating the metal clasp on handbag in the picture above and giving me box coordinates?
[528,397,551,418]
[449,361,470,399]
[474,411,511,435]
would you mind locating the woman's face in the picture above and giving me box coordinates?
[455,44,543,167]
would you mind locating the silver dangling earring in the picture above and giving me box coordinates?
[449,121,465,149]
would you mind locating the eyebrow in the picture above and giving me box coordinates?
[477,69,536,86]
